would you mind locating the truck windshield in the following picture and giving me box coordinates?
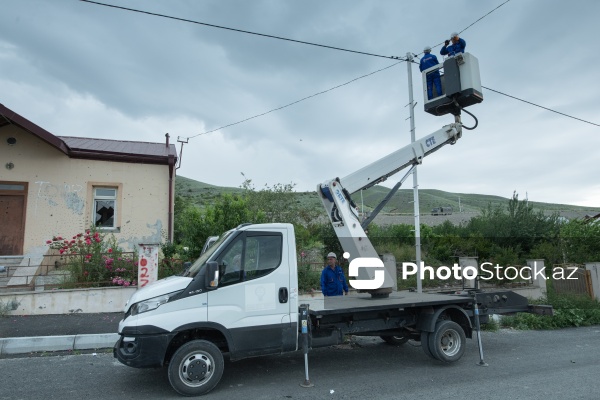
[184,232,233,278]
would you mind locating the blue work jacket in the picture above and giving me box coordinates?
[419,53,440,73]
[321,265,349,296]
[440,38,466,56]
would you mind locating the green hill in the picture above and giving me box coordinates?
[175,175,600,219]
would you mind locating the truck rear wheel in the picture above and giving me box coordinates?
[420,331,435,359]
[168,340,224,396]
[380,335,409,346]
[427,320,466,363]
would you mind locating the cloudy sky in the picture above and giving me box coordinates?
[1,0,599,207]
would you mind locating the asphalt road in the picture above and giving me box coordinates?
[1,327,599,400]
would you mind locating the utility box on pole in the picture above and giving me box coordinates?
[422,52,483,116]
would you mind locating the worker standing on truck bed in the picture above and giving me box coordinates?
[320,252,349,296]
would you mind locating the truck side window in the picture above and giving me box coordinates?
[217,233,282,286]
[218,240,243,286]
[244,235,282,281]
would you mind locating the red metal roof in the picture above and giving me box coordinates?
[0,103,177,165]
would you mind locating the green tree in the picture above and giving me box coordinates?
[559,219,600,263]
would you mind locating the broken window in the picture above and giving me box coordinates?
[94,187,117,229]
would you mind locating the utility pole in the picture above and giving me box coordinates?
[406,52,422,294]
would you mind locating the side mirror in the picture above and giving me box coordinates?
[182,261,192,273]
[205,261,219,290]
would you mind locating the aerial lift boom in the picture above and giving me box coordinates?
[317,52,483,296]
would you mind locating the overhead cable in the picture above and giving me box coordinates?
[186,61,403,139]
[79,0,394,59]
[483,86,600,128]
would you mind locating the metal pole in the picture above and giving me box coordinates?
[299,304,314,387]
[472,294,489,366]
[406,52,422,294]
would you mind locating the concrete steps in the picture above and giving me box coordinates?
[0,256,43,293]
[0,257,23,289]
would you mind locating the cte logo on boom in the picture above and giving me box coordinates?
[425,136,436,147]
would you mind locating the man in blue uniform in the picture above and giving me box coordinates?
[440,32,466,57]
[320,252,349,296]
[420,46,442,100]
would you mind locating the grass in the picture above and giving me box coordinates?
[500,292,600,330]
[0,298,20,317]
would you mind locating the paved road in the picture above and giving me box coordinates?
[1,327,599,400]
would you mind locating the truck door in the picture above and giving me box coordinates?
[207,229,292,359]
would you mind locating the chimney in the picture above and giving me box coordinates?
[165,133,170,148]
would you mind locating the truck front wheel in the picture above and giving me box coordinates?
[427,320,466,363]
[168,340,224,396]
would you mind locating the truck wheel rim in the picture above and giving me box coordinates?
[179,352,215,387]
[439,329,461,357]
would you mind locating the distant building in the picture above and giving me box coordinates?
[0,103,177,257]
[431,206,453,216]
[583,213,600,225]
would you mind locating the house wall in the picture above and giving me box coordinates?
[0,125,172,256]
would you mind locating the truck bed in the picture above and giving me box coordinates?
[303,291,472,316]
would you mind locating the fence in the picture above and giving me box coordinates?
[1,252,189,292]
[552,264,593,298]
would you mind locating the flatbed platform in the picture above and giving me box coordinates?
[304,291,473,316]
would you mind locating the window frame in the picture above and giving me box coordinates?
[215,232,283,287]
[88,183,122,232]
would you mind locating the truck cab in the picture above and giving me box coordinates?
[115,223,299,394]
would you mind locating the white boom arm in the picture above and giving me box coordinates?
[317,122,463,293]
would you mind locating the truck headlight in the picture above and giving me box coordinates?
[130,291,182,316]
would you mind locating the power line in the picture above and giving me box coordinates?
[79,0,394,60]
[81,1,595,133]
[186,61,403,139]
[482,86,600,127]
[424,0,512,53]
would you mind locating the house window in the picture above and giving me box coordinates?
[94,187,117,229]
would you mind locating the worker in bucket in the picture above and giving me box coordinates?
[440,32,466,57]
[320,252,349,296]
[420,46,443,99]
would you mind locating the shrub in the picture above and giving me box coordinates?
[501,292,600,330]
[47,227,137,287]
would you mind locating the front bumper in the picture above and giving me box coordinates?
[113,331,175,368]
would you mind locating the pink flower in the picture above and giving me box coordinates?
[59,249,64,254]
[132,281,137,286]
[85,239,92,245]
[108,248,113,253]
[46,240,52,244]
[117,279,124,285]
[57,236,63,240]
[123,281,130,287]
[72,236,76,239]
[112,277,118,284]
[95,238,101,243]
[85,254,92,259]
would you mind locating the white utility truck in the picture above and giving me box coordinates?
[114,53,549,396]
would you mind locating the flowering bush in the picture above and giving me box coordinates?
[46,227,137,287]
